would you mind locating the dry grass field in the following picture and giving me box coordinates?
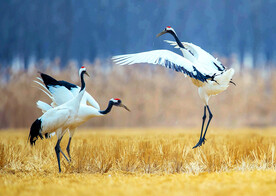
[1,128,276,196]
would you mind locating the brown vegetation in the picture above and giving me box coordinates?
[0,62,275,128]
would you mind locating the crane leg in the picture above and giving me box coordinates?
[193,105,212,149]
[199,106,207,139]
[202,105,213,141]
[55,138,62,173]
[55,136,70,172]
[60,149,70,163]
[193,106,206,148]
[66,137,72,162]
[58,135,70,163]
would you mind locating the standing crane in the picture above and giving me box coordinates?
[112,26,235,149]
[29,66,90,172]
[34,72,130,162]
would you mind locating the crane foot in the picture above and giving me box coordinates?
[192,137,207,149]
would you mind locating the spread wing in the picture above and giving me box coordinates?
[112,49,212,82]
[38,73,100,109]
[164,40,226,73]
[48,85,75,106]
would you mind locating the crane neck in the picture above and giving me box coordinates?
[73,71,86,110]
[99,101,114,115]
[79,71,86,92]
[170,32,185,49]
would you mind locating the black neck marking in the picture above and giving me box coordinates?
[99,101,114,115]
[169,31,195,56]
[79,71,86,92]
[170,31,185,49]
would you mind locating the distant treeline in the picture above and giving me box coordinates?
[0,0,275,69]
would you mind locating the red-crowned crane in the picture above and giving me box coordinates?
[29,66,89,172]
[112,26,235,149]
[34,71,130,163]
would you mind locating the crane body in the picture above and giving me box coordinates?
[29,66,89,172]
[112,26,235,148]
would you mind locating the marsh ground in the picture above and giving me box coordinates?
[1,128,276,196]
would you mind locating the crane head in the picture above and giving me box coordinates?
[110,98,130,112]
[79,66,90,77]
[156,26,177,37]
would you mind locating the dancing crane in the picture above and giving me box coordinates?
[112,26,235,148]
[34,72,130,163]
[29,66,89,172]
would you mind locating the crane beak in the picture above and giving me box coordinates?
[156,30,167,37]
[119,103,130,112]
[85,71,90,77]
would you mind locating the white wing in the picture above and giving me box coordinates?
[112,50,212,82]
[164,40,198,58]
[48,85,75,106]
[34,79,52,99]
[37,101,52,113]
[34,79,74,106]
[67,86,100,110]
[164,40,225,72]
[35,75,100,109]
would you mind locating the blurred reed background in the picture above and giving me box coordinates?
[0,60,275,129]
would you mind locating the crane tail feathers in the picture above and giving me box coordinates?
[215,68,235,87]
[29,119,43,146]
